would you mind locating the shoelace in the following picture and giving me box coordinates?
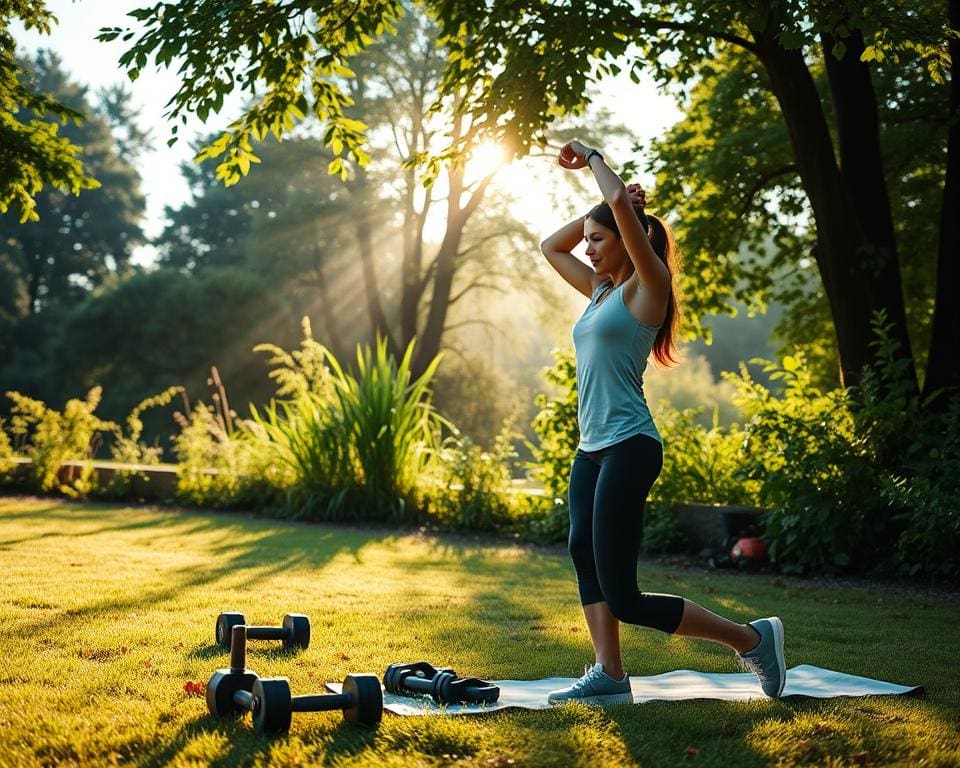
[738,654,769,682]
[571,663,604,691]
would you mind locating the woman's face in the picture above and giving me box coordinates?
[583,217,625,276]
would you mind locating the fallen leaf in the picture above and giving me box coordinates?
[798,739,817,758]
[183,681,205,697]
[849,752,870,766]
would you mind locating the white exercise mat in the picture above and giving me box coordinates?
[327,664,922,716]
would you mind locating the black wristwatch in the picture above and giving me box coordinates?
[585,149,604,166]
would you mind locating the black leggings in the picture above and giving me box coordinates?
[568,432,685,634]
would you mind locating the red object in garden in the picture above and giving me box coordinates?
[731,537,769,570]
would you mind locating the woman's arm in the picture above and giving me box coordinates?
[541,216,602,299]
[559,141,670,300]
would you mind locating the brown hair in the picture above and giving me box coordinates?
[586,203,681,367]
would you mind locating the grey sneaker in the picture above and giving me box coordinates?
[738,616,786,698]
[547,663,633,705]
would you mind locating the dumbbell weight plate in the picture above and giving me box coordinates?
[281,613,311,650]
[216,612,247,648]
[383,661,455,693]
[342,673,383,725]
[252,677,294,734]
[434,672,500,705]
[206,667,259,716]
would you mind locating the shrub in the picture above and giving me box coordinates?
[98,386,185,498]
[527,348,579,542]
[644,405,760,553]
[856,314,960,580]
[173,368,281,509]
[4,387,117,496]
[425,426,522,531]
[0,418,15,482]
[729,353,885,574]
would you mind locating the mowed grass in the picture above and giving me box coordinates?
[0,496,958,768]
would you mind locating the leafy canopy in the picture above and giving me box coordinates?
[98,0,405,186]
[1,1,99,221]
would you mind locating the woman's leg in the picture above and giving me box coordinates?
[673,600,761,653]
[592,434,685,634]
[582,601,624,678]
[591,434,762,653]
[567,453,623,673]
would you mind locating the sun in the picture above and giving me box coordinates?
[468,140,508,173]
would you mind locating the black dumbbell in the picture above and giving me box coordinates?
[216,611,310,650]
[383,661,500,704]
[236,674,383,733]
[206,625,260,717]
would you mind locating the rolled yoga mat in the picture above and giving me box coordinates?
[326,664,923,716]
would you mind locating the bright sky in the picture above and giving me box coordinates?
[12,0,684,267]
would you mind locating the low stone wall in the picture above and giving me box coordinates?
[3,458,545,502]
[4,458,201,502]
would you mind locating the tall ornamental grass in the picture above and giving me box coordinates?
[252,334,445,522]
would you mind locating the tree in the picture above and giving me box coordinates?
[429,1,956,399]
[151,11,541,378]
[341,12,538,375]
[106,0,957,401]
[0,52,145,314]
[47,267,288,427]
[0,52,146,403]
[1,1,97,221]
[647,45,948,385]
[157,134,361,360]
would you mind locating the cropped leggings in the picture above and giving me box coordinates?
[568,432,685,634]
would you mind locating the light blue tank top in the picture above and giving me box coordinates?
[572,279,661,451]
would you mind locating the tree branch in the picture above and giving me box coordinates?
[444,317,509,335]
[621,16,758,54]
[738,163,799,217]
[449,279,506,305]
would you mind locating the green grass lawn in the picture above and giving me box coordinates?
[1,496,958,767]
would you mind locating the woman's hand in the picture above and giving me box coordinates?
[558,140,596,170]
[626,183,647,210]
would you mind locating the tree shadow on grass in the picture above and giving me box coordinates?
[0,507,378,642]
[139,711,381,768]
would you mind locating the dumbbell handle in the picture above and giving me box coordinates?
[232,689,353,714]
[229,626,247,672]
[291,693,352,712]
[245,626,291,641]
[233,689,255,711]
[398,675,435,694]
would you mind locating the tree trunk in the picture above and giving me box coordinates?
[352,167,399,358]
[751,23,917,394]
[923,0,960,401]
[820,27,917,391]
[412,174,465,377]
[309,244,349,363]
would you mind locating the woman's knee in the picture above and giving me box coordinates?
[567,526,593,570]
[603,588,636,624]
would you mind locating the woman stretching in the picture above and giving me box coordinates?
[542,140,785,704]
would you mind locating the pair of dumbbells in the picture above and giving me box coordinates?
[384,661,500,704]
[207,625,382,733]
[216,611,310,651]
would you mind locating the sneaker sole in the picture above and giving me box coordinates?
[548,691,634,706]
[769,616,786,698]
